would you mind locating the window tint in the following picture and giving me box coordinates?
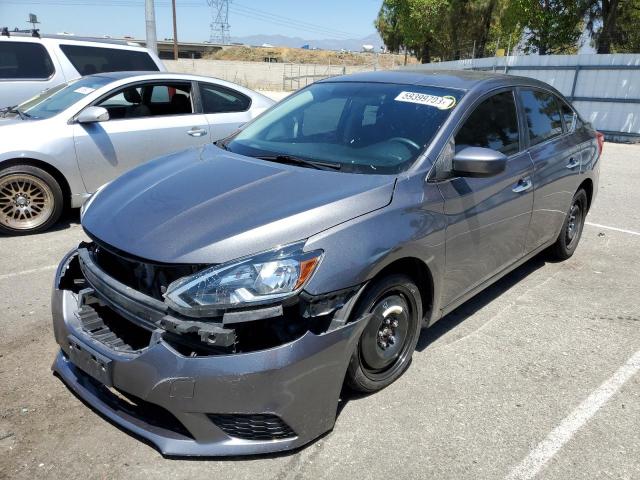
[560,101,576,132]
[520,89,563,145]
[0,42,54,79]
[96,82,192,119]
[455,91,520,155]
[59,45,158,76]
[199,83,251,113]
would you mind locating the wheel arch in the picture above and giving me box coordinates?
[0,157,72,210]
[578,177,593,211]
[364,256,435,324]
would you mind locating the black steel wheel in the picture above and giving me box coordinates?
[549,188,588,260]
[346,274,422,393]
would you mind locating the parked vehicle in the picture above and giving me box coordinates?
[52,70,601,456]
[0,72,274,234]
[0,33,165,107]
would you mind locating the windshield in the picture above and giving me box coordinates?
[18,76,113,119]
[226,81,463,174]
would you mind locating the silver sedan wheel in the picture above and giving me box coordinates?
[0,173,55,231]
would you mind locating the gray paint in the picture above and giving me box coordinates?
[54,70,600,456]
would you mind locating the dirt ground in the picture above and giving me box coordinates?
[1,143,639,479]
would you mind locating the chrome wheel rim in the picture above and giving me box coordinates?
[0,174,54,231]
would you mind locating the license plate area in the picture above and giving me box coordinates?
[67,336,113,387]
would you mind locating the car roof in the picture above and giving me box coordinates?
[319,69,553,92]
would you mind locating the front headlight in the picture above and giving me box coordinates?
[164,242,322,317]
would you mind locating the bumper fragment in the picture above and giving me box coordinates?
[52,285,368,456]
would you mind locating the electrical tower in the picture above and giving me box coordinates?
[207,0,231,45]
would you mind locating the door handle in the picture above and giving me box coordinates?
[566,157,579,169]
[512,177,533,193]
[187,127,207,137]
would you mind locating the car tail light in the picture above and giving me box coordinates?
[596,131,605,155]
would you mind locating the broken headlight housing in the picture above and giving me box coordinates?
[164,242,322,317]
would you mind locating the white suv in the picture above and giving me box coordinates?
[0,32,165,107]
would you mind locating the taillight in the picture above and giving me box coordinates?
[595,131,605,155]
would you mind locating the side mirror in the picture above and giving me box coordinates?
[452,146,507,178]
[77,106,109,124]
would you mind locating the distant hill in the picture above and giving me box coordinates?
[230,32,384,52]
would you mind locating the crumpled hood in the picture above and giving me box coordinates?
[82,145,396,264]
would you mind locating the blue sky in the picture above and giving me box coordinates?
[0,0,382,41]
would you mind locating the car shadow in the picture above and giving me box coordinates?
[47,208,82,233]
[336,252,551,418]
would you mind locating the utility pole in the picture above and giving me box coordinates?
[171,0,178,60]
[145,0,158,54]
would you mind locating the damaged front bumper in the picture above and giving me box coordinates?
[51,247,368,456]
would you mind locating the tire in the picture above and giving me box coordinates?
[549,189,588,260]
[346,274,423,393]
[0,164,64,235]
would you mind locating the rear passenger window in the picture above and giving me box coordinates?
[199,83,251,113]
[455,91,520,155]
[0,42,54,79]
[59,45,159,76]
[520,90,563,146]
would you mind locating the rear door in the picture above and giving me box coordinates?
[437,89,535,308]
[197,82,256,141]
[73,80,209,192]
[519,89,581,251]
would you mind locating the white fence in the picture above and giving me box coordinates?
[407,54,640,140]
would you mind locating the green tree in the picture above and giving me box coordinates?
[584,0,640,54]
[502,0,585,54]
[375,0,448,63]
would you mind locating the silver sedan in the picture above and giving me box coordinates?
[0,72,275,234]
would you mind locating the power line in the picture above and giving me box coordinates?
[5,0,357,40]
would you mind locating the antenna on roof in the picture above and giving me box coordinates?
[27,13,40,37]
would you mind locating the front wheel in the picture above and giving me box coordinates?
[549,189,588,260]
[346,274,422,393]
[0,165,64,235]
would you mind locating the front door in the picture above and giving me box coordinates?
[436,90,535,308]
[73,81,209,192]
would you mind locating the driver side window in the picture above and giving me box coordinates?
[96,82,193,120]
[455,91,520,156]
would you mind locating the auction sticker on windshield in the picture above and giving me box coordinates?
[395,91,456,110]
[74,87,96,95]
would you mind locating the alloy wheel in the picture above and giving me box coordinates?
[0,174,54,231]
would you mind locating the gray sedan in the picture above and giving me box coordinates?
[0,72,274,234]
[53,70,601,456]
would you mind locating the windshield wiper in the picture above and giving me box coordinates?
[213,139,228,150]
[1,105,30,119]
[256,154,341,171]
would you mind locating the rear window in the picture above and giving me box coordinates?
[0,42,54,79]
[59,44,159,75]
[199,82,251,113]
[520,89,563,146]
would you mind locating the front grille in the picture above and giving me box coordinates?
[208,414,296,441]
[90,241,207,301]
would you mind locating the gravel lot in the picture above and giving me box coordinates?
[1,142,639,480]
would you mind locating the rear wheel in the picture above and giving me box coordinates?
[0,165,63,235]
[346,274,422,393]
[549,189,588,260]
